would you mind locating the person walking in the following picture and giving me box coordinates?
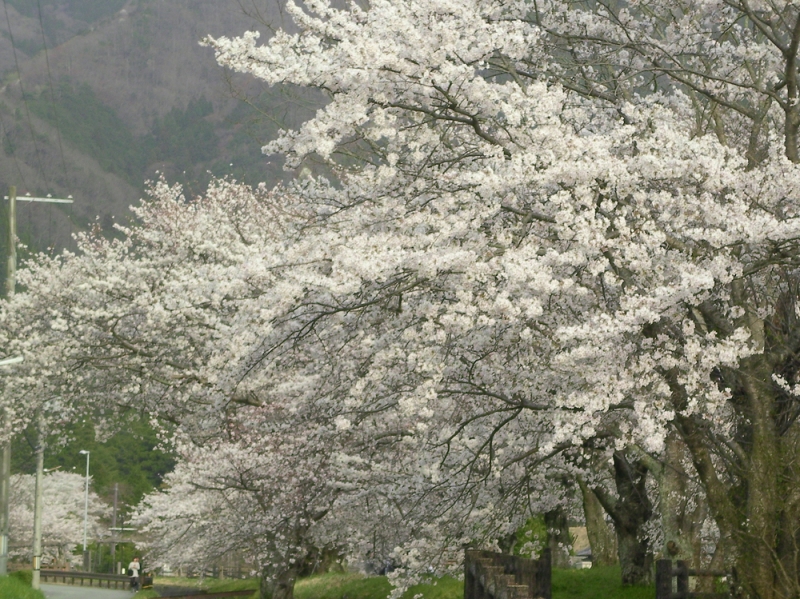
[128,556,141,591]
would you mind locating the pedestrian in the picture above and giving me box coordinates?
[128,556,141,591]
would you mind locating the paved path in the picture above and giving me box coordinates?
[41,583,134,599]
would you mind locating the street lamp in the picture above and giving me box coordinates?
[78,450,90,570]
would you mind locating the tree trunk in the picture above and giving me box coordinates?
[593,453,653,586]
[260,567,271,599]
[273,566,299,599]
[544,507,572,568]
[737,356,781,599]
[262,564,299,599]
[659,432,707,565]
[675,354,800,597]
[616,526,651,586]
[577,477,617,566]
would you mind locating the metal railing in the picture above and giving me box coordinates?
[40,569,133,589]
[163,591,255,599]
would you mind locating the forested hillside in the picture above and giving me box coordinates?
[0,0,317,265]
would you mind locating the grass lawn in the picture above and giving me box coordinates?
[0,575,46,599]
[293,569,650,599]
[154,566,653,599]
[154,574,260,598]
[297,572,390,599]
[552,567,654,599]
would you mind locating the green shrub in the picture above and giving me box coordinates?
[511,516,548,558]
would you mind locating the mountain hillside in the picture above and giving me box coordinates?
[0,0,316,261]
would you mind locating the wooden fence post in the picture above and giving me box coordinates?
[464,551,475,599]
[516,553,534,592]
[656,559,673,599]
[534,548,551,599]
[676,560,689,598]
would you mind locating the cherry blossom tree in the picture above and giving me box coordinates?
[9,471,107,567]
[136,419,347,599]
[0,179,387,598]
[202,1,800,595]
[0,173,578,592]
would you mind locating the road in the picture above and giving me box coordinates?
[41,583,133,599]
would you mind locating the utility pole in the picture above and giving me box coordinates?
[31,411,44,589]
[0,185,17,576]
[0,187,74,577]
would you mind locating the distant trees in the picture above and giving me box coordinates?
[12,416,175,507]
[31,82,219,187]
[148,97,218,176]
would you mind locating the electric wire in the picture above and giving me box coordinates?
[36,0,68,181]
[0,111,28,189]
[1,0,50,192]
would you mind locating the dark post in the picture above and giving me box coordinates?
[517,559,538,599]
[465,550,475,599]
[656,559,673,599]
[676,560,689,598]
[534,548,551,599]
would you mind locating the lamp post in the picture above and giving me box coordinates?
[78,450,90,571]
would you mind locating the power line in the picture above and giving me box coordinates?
[1,0,49,192]
[0,111,28,189]
[36,0,68,181]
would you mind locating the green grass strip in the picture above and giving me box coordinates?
[154,566,655,599]
[0,575,46,599]
[552,567,654,599]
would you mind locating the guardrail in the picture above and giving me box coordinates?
[40,569,135,589]
[164,591,255,599]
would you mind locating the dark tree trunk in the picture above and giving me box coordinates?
[594,453,653,585]
[273,566,299,599]
[261,564,299,599]
[544,507,572,568]
[659,432,708,566]
[577,477,617,566]
[260,567,271,599]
